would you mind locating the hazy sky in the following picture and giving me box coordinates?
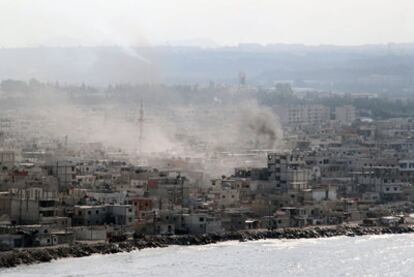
[1,0,413,47]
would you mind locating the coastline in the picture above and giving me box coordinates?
[1,224,413,268]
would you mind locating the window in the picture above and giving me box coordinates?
[199,217,204,222]
[88,211,91,215]
[96,210,99,214]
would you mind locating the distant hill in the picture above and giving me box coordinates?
[1,44,414,93]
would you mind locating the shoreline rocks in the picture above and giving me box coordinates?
[1,225,414,268]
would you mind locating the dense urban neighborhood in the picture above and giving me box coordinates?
[2,1,414,275]
[2,81,414,257]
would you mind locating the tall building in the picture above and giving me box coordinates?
[267,152,312,191]
[335,105,356,125]
[7,188,59,225]
[0,151,14,169]
[274,104,330,125]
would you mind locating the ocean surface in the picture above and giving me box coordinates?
[2,234,414,277]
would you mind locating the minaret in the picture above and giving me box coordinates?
[138,100,144,155]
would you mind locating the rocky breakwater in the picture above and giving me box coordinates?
[1,225,414,268]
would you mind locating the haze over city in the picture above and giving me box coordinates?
[1,0,414,47]
[2,1,414,276]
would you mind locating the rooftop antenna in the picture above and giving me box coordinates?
[138,99,144,155]
[238,71,246,87]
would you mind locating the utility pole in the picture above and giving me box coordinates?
[56,161,60,192]
[152,210,156,235]
[64,162,67,192]
[180,173,184,212]
[267,200,272,230]
[180,174,185,231]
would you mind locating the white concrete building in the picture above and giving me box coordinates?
[335,105,356,124]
